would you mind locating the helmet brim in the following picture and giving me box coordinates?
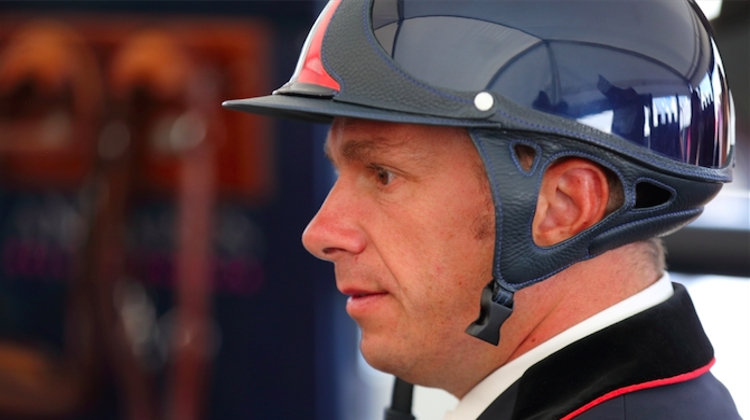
[222,94,499,127]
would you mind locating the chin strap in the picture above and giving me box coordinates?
[465,279,514,345]
[384,377,416,420]
[382,281,512,420]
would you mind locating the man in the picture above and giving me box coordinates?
[224,0,743,418]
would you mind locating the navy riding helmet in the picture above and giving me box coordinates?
[224,0,735,345]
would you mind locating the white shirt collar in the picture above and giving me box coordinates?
[443,273,674,420]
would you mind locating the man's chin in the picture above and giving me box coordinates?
[359,335,407,376]
[362,338,431,387]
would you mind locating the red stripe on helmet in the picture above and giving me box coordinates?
[290,0,342,91]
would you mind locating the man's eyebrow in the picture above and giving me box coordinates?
[324,138,390,165]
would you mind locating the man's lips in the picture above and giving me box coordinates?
[339,287,388,298]
[340,288,389,316]
[348,292,388,298]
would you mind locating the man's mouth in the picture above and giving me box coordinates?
[342,289,388,316]
[351,292,386,298]
[340,286,387,298]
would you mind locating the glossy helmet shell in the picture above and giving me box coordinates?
[224,0,734,342]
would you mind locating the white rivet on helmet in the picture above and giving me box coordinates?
[474,92,494,112]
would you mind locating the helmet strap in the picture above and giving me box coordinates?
[465,279,514,345]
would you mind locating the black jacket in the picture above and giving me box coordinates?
[477,283,742,420]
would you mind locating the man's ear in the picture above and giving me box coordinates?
[532,157,610,247]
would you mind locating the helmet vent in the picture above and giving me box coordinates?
[634,181,673,209]
[512,143,538,173]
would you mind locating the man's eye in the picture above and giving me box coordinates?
[373,166,395,186]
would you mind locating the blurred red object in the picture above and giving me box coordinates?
[0,13,273,420]
[0,14,273,199]
[0,20,102,188]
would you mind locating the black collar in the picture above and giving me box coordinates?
[479,283,713,420]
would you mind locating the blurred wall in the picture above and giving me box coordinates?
[0,2,344,420]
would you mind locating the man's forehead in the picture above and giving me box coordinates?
[324,118,428,164]
[324,118,469,163]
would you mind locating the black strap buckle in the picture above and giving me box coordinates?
[465,280,514,345]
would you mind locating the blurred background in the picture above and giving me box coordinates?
[0,1,745,420]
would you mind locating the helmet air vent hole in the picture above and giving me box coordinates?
[513,144,537,172]
[634,181,673,209]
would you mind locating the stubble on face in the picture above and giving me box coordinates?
[471,186,495,241]
[315,119,498,392]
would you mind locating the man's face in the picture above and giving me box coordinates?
[302,117,496,388]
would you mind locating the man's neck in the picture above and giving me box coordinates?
[443,272,673,420]
[506,245,660,363]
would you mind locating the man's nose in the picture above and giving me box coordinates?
[302,182,366,261]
